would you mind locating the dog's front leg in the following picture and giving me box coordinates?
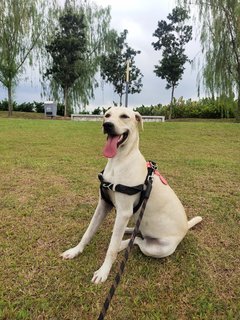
[61,197,112,260]
[92,207,132,284]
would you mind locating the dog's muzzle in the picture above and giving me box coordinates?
[102,122,129,158]
[103,122,116,135]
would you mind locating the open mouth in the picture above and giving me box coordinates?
[103,131,129,158]
[116,131,128,147]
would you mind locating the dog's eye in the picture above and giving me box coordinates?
[120,114,130,119]
[105,113,111,118]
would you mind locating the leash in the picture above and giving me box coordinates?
[97,171,154,320]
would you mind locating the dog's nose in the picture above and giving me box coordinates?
[103,122,115,134]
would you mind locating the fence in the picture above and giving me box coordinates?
[71,114,165,122]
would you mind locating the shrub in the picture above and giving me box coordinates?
[0,97,236,119]
[56,103,64,116]
[0,99,17,111]
[56,103,74,116]
[34,101,44,113]
[14,102,34,112]
[78,109,90,114]
[92,107,102,115]
[0,100,9,111]
[135,97,236,119]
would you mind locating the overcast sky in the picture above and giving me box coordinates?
[0,0,202,110]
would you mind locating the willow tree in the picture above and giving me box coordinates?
[45,0,116,113]
[0,0,57,117]
[181,0,240,121]
[45,6,87,117]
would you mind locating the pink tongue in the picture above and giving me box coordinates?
[103,135,120,158]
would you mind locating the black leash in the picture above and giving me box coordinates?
[97,173,154,320]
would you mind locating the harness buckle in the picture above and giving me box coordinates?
[149,161,158,171]
[102,182,114,190]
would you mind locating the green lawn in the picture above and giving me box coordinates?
[0,118,239,319]
[0,111,46,119]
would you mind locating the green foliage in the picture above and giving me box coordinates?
[46,8,87,80]
[152,6,192,118]
[45,4,87,117]
[0,100,41,113]
[0,100,71,116]
[56,103,74,116]
[135,104,164,116]
[180,0,240,121]
[34,101,44,113]
[79,110,90,114]
[135,97,236,119]
[56,103,65,117]
[14,103,35,113]
[100,29,143,106]
[0,0,57,116]
[44,0,115,114]
[1,97,235,119]
[0,100,14,111]
[92,107,102,115]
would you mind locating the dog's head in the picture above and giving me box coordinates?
[102,107,143,158]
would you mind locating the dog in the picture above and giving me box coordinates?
[61,107,202,284]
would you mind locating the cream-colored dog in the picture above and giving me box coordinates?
[61,107,202,284]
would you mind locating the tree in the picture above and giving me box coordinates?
[152,7,192,119]
[0,0,57,117]
[45,5,87,117]
[44,0,115,115]
[100,29,143,106]
[180,0,240,122]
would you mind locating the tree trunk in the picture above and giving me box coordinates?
[236,71,240,122]
[8,83,13,117]
[236,93,240,123]
[64,87,68,118]
[119,94,122,106]
[169,85,175,120]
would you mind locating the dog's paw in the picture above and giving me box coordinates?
[60,246,82,260]
[91,267,109,284]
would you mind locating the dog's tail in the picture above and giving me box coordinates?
[188,216,202,229]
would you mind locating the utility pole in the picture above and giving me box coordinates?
[125,59,130,107]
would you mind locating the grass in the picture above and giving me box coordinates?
[0,111,46,119]
[0,111,70,120]
[0,116,239,320]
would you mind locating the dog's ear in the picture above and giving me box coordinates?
[135,112,143,130]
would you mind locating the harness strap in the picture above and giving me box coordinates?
[98,173,144,195]
[98,161,157,213]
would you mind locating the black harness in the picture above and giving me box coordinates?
[98,161,158,214]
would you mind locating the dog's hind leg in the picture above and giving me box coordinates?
[119,237,177,258]
[135,237,179,258]
[61,198,112,260]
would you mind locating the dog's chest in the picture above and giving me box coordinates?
[103,164,145,186]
